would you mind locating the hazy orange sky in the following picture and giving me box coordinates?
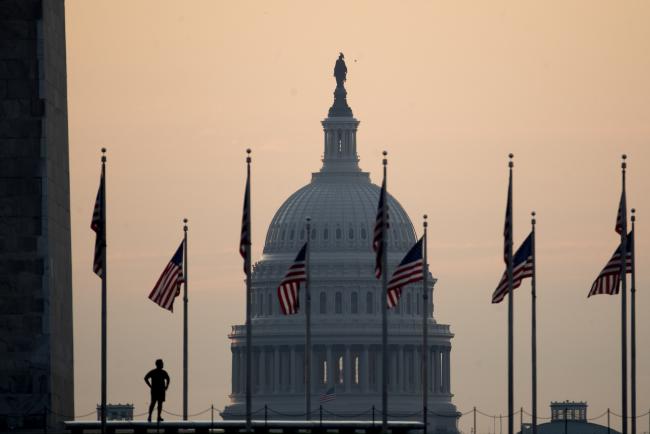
[65,1,649,432]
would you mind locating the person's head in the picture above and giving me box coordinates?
[155,359,163,369]
[339,52,344,59]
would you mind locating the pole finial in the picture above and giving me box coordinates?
[508,153,514,168]
[423,214,428,228]
[531,211,536,225]
[622,153,627,170]
[382,150,388,166]
[183,218,188,231]
[631,208,636,222]
[246,148,252,164]
[101,147,107,163]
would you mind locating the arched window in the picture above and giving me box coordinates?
[323,228,329,240]
[336,228,342,240]
[348,227,354,239]
[320,292,327,314]
[311,228,317,240]
[335,292,343,314]
[337,356,344,384]
[300,229,305,240]
[290,229,295,240]
[354,355,360,385]
[366,292,374,314]
[351,292,358,314]
[360,227,367,240]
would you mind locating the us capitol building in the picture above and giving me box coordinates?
[223,55,458,433]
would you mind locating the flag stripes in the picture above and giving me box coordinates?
[373,177,387,279]
[277,243,307,315]
[387,237,424,309]
[320,387,336,403]
[492,232,534,304]
[149,241,185,311]
[588,231,633,297]
[240,172,251,270]
[91,172,105,278]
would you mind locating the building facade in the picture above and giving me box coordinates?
[0,0,74,430]
[520,402,620,434]
[222,58,458,433]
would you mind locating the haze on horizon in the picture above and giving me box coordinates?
[65,2,649,432]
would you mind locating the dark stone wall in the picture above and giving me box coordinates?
[0,0,74,430]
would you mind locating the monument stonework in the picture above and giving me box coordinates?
[0,0,74,430]
[223,56,458,433]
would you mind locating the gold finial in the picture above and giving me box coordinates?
[183,218,188,231]
[622,154,627,170]
[246,148,252,164]
[101,147,107,163]
[631,208,636,222]
[382,150,388,166]
[531,211,536,225]
[423,214,428,228]
[508,153,514,168]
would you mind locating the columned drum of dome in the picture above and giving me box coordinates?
[222,55,459,433]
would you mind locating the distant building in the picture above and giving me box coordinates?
[96,404,134,421]
[222,55,458,433]
[519,401,620,434]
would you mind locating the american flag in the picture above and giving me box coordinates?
[503,169,513,264]
[277,243,307,315]
[149,241,185,311]
[387,237,424,309]
[373,177,387,279]
[239,170,250,271]
[492,232,534,304]
[91,172,105,278]
[588,231,633,297]
[615,191,626,235]
[319,386,336,403]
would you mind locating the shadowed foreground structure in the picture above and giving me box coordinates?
[0,0,74,431]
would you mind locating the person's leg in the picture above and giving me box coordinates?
[157,400,163,421]
[147,400,155,422]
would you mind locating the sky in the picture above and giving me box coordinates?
[65,1,650,432]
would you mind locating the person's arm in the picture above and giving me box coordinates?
[144,371,152,388]
[164,372,170,390]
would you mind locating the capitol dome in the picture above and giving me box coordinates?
[263,172,417,256]
[223,55,458,434]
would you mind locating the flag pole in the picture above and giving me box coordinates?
[531,211,537,434]
[507,154,514,434]
[305,217,312,420]
[183,218,189,420]
[381,151,389,433]
[245,149,253,431]
[630,208,636,434]
[422,214,429,434]
[100,148,107,434]
[620,154,628,434]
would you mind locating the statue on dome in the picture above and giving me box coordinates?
[334,52,347,88]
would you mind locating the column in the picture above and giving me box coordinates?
[444,349,451,393]
[274,347,280,393]
[289,346,296,393]
[326,346,333,387]
[361,345,369,393]
[398,346,405,392]
[411,346,422,394]
[344,346,352,392]
[434,347,441,393]
[258,348,265,393]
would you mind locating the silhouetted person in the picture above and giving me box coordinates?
[144,359,170,422]
[334,52,347,88]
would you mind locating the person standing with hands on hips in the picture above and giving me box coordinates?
[144,359,170,422]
